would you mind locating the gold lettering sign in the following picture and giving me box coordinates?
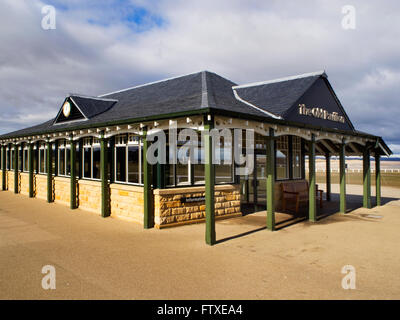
[298,104,345,123]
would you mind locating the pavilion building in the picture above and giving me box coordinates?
[0,70,392,245]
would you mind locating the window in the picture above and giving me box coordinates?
[82,138,101,180]
[58,140,70,176]
[38,142,47,174]
[18,147,23,171]
[23,145,29,172]
[292,136,302,179]
[276,136,289,180]
[10,149,14,170]
[6,148,10,170]
[215,135,234,184]
[114,134,143,185]
[166,129,234,187]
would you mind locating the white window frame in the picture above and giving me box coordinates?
[114,134,143,186]
[23,145,29,172]
[82,137,101,180]
[38,142,47,174]
[57,140,70,177]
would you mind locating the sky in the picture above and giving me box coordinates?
[0,0,399,156]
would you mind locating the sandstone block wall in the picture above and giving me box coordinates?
[35,174,48,199]
[20,172,30,196]
[54,176,72,205]
[153,184,242,228]
[78,179,102,214]
[7,171,15,192]
[110,183,144,224]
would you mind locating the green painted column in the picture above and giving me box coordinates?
[2,145,6,190]
[14,144,19,194]
[308,134,317,222]
[375,152,381,206]
[325,152,331,201]
[100,134,110,217]
[28,142,34,197]
[204,116,215,244]
[46,141,53,203]
[266,128,275,231]
[70,138,77,209]
[363,148,371,208]
[339,141,346,213]
[142,127,153,229]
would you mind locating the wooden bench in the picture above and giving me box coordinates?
[281,180,323,214]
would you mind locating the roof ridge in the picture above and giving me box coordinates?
[98,70,206,97]
[233,70,326,89]
[69,93,118,102]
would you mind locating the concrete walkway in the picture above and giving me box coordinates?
[0,185,400,299]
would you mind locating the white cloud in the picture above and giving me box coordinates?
[0,0,399,151]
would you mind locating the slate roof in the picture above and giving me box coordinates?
[0,71,268,138]
[233,71,324,118]
[0,70,388,153]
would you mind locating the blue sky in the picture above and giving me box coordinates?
[0,0,399,156]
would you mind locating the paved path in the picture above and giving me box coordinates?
[0,185,399,299]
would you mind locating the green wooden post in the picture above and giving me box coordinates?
[266,128,275,230]
[339,140,346,213]
[375,152,381,206]
[308,134,317,222]
[325,152,331,201]
[142,127,153,229]
[70,138,77,209]
[205,116,215,244]
[14,144,19,194]
[28,142,34,197]
[46,141,53,203]
[100,133,110,217]
[2,145,6,190]
[363,147,371,208]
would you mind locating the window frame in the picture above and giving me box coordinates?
[114,134,143,186]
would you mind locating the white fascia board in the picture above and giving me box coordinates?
[233,70,326,89]
[233,89,282,120]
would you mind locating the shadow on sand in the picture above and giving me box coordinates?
[215,193,399,244]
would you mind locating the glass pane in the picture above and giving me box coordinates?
[292,136,302,179]
[39,149,45,173]
[59,149,65,175]
[193,146,204,184]
[18,149,23,171]
[66,147,71,176]
[276,136,289,180]
[215,137,233,184]
[83,147,92,178]
[116,146,126,182]
[176,148,189,184]
[24,150,29,171]
[128,145,139,183]
[93,146,100,179]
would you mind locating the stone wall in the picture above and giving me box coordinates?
[153,184,242,228]
[7,171,15,192]
[78,179,102,214]
[54,176,71,206]
[35,174,48,200]
[110,183,144,224]
[0,170,6,190]
[20,172,30,196]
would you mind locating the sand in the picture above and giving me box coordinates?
[0,185,399,299]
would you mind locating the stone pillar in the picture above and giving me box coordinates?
[204,115,215,245]
[339,140,346,213]
[266,128,275,231]
[363,147,371,208]
[308,134,316,222]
